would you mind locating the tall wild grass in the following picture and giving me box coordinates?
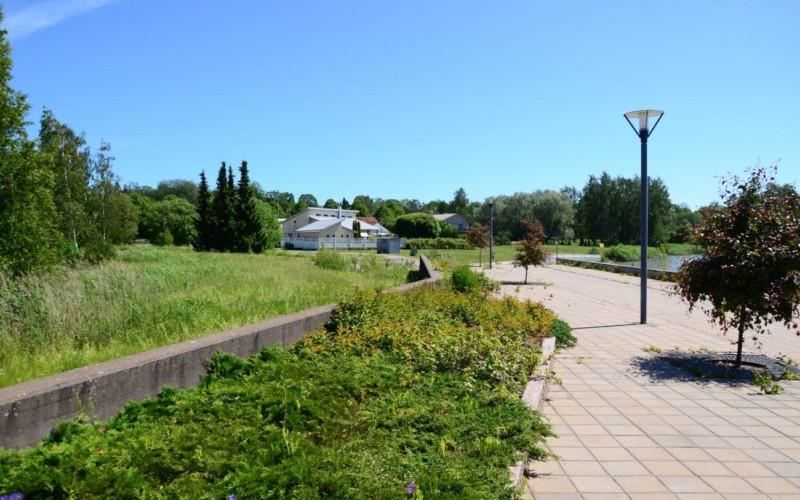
[0,245,409,387]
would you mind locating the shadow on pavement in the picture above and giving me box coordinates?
[629,351,755,386]
[572,322,640,330]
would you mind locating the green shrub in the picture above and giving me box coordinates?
[405,237,471,250]
[549,319,576,347]
[312,249,349,271]
[394,213,441,238]
[450,265,498,293]
[450,265,480,292]
[602,244,640,263]
[495,231,512,246]
[307,286,555,389]
[0,287,554,498]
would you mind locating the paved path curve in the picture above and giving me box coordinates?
[484,263,800,500]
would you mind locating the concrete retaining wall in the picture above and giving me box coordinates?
[0,257,441,449]
[556,257,676,281]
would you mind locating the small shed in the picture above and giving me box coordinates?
[377,238,403,254]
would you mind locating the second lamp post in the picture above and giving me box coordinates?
[623,109,664,325]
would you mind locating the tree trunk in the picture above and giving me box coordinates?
[525,267,528,284]
[478,248,482,267]
[735,322,745,368]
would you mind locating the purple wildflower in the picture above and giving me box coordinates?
[406,480,416,495]
[498,374,507,382]
[1,494,24,500]
[228,495,237,500]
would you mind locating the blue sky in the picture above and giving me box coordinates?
[3,0,798,208]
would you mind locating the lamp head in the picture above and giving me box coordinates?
[624,109,664,138]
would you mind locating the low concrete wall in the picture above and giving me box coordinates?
[0,256,441,449]
[556,257,676,281]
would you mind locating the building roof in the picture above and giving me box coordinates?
[433,213,464,221]
[358,216,380,225]
[294,217,381,233]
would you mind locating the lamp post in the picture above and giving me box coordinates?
[488,198,495,270]
[623,109,664,325]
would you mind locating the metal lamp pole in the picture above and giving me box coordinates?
[488,200,494,269]
[624,109,664,325]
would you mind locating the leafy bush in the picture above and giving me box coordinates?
[450,265,498,293]
[312,249,350,271]
[451,265,480,292]
[405,237,471,250]
[394,213,441,238]
[495,231,512,246]
[549,319,576,347]
[308,286,555,390]
[602,244,639,262]
[0,287,555,498]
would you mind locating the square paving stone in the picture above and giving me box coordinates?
[745,476,800,494]
[570,475,624,493]
[528,476,577,493]
[642,460,693,476]
[590,447,635,461]
[559,460,606,476]
[683,461,734,476]
[601,460,650,476]
[699,475,758,494]
[616,475,670,493]
[660,475,715,493]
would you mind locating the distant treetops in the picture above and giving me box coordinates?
[194,162,281,254]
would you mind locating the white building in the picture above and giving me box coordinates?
[282,207,389,250]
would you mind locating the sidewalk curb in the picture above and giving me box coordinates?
[509,336,557,489]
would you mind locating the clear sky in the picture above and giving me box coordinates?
[2,0,798,208]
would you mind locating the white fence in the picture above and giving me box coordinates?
[282,236,378,250]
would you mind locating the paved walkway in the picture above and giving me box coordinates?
[484,263,800,500]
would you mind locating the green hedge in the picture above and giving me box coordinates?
[602,244,640,262]
[1,287,555,498]
[405,237,471,249]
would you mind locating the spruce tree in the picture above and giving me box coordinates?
[234,161,265,252]
[211,162,233,251]
[194,170,213,250]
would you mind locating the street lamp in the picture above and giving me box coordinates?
[487,198,495,270]
[624,109,664,325]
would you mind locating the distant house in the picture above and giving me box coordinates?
[433,213,469,232]
[357,216,392,237]
[282,207,389,250]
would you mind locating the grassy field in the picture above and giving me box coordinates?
[0,245,409,388]
[402,242,698,267]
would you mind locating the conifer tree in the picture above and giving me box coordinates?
[211,162,233,251]
[234,161,265,252]
[194,170,213,250]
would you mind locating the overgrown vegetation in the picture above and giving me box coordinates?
[549,319,576,347]
[0,286,555,498]
[0,245,409,387]
[450,265,498,293]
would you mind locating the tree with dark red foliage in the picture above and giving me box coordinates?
[514,220,548,284]
[675,166,800,367]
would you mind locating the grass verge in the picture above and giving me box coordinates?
[0,245,409,388]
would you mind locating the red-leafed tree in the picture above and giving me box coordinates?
[675,166,800,367]
[466,223,490,266]
[514,220,548,284]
